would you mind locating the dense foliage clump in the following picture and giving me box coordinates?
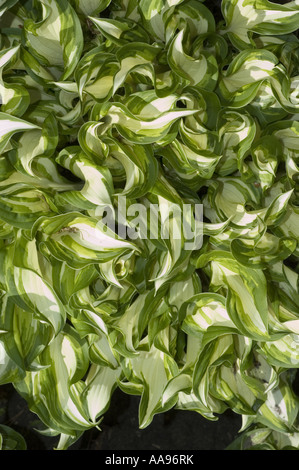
[0,0,299,450]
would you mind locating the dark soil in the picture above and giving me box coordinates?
[0,383,241,450]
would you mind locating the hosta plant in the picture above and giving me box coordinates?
[0,0,299,451]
